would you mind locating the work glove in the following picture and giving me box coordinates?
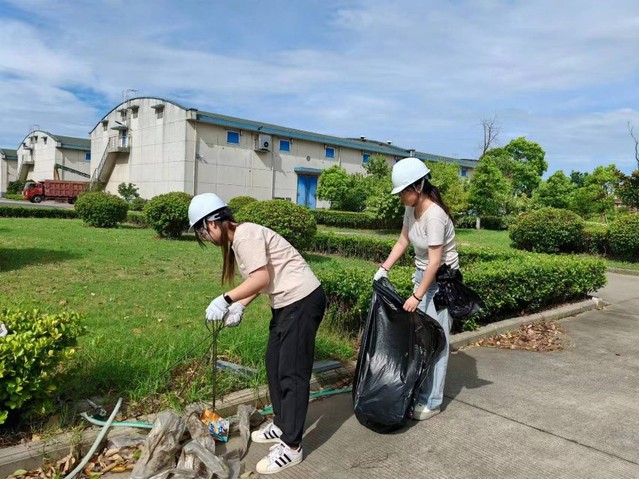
[224,302,246,328]
[373,266,388,282]
[206,295,229,322]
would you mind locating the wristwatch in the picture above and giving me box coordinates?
[223,293,234,305]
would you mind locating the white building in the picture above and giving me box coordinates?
[16,131,91,184]
[89,97,477,208]
[0,148,18,196]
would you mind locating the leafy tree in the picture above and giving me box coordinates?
[485,137,547,196]
[317,165,352,210]
[425,160,468,215]
[532,171,576,209]
[568,165,620,220]
[118,182,140,203]
[569,170,588,187]
[363,155,391,179]
[468,156,511,228]
[616,170,639,209]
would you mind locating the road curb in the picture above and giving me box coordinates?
[0,299,601,476]
[607,267,639,277]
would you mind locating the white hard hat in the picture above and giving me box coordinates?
[391,157,431,194]
[188,193,228,232]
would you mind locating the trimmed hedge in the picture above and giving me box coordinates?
[143,192,192,239]
[75,191,129,228]
[583,222,609,256]
[0,309,85,425]
[608,213,639,261]
[126,211,148,227]
[310,232,519,268]
[236,200,317,251]
[310,209,402,230]
[509,207,585,254]
[0,205,78,219]
[227,196,258,215]
[314,254,606,335]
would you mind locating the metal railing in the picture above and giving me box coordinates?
[90,135,131,188]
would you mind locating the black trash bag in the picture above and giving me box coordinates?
[433,264,485,319]
[352,277,446,433]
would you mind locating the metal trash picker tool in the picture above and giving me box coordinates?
[202,316,230,442]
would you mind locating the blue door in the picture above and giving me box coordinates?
[296,174,318,209]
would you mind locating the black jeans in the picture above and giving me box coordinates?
[267,286,326,447]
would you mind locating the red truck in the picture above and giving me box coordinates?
[22,180,89,204]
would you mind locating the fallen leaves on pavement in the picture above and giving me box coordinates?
[472,321,569,352]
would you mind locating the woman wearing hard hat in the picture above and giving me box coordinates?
[374,157,459,421]
[188,193,326,475]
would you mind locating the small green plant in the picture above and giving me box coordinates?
[144,191,192,238]
[608,213,639,261]
[129,196,147,211]
[227,195,257,215]
[6,180,26,195]
[509,207,585,253]
[236,200,317,251]
[0,309,85,425]
[117,182,140,203]
[75,191,129,228]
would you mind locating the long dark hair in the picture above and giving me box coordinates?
[412,176,453,220]
[193,207,238,285]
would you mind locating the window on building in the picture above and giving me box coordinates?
[279,139,291,152]
[132,109,138,119]
[30,136,37,143]
[85,152,91,161]
[120,110,127,121]
[156,109,164,120]
[43,137,47,145]
[461,167,467,177]
[325,146,335,159]
[227,131,240,144]
[362,153,370,164]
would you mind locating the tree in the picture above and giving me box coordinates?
[569,170,588,187]
[616,170,639,210]
[468,156,511,228]
[118,182,139,203]
[532,171,575,209]
[425,160,469,216]
[629,121,639,170]
[481,116,500,156]
[485,137,547,197]
[316,165,366,211]
[568,165,620,221]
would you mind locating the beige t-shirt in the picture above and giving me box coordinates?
[231,222,320,309]
[403,203,459,270]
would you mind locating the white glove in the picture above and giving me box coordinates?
[206,295,229,322]
[374,266,388,281]
[224,302,246,328]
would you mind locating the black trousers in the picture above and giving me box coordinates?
[267,286,326,447]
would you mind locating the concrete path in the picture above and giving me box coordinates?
[240,273,639,478]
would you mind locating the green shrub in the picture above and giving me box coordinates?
[129,196,147,212]
[608,213,639,261]
[0,206,77,219]
[143,192,192,239]
[482,215,515,230]
[509,207,585,253]
[227,195,258,215]
[6,180,26,195]
[583,222,609,255]
[236,200,317,251]
[75,191,128,228]
[310,209,401,230]
[310,232,519,268]
[4,193,23,201]
[455,214,477,229]
[314,253,606,336]
[0,309,85,425]
[126,210,148,227]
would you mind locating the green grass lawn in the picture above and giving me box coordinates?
[0,218,355,424]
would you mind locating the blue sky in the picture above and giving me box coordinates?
[1,0,639,174]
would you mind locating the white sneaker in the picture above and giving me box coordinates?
[413,403,441,421]
[251,422,283,443]
[255,442,303,475]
